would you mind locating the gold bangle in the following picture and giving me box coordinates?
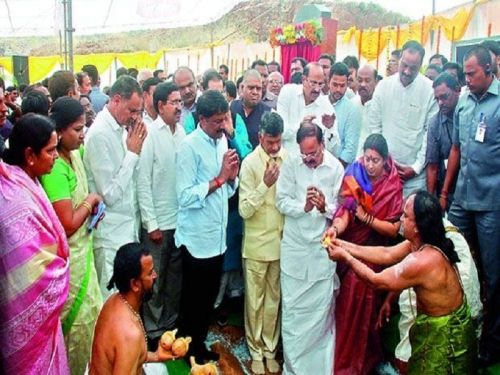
[80,201,92,214]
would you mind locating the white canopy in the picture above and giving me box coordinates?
[0,0,244,37]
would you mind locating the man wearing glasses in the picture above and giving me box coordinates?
[367,40,438,197]
[173,66,198,128]
[425,72,460,210]
[276,122,344,374]
[277,62,339,156]
[137,82,185,344]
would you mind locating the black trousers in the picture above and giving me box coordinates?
[179,246,223,352]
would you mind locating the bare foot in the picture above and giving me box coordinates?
[251,359,265,374]
[266,358,280,373]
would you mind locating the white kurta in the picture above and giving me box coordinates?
[277,83,339,156]
[366,73,438,196]
[137,117,185,232]
[351,94,372,158]
[276,151,343,375]
[84,107,141,297]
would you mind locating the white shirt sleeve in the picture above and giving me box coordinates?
[277,85,297,147]
[84,135,139,207]
[137,132,158,232]
[411,94,439,174]
[276,157,305,218]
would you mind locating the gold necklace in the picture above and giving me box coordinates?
[119,293,148,346]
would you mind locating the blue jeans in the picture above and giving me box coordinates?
[448,203,500,360]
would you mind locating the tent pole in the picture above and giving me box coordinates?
[66,0,74,72]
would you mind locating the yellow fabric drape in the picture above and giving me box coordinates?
[73,53,116,75]
[28,56,62,84]
[342,4,478,61]
[116,50,163,70]
[27,51,166,83]
[344,28,391,61]
[0,57,13,75]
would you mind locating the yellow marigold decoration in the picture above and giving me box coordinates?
[269,19,324,47]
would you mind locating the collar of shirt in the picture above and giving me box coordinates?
[298,84,322,107]
[438,110,453,125]
[257,144,286,163]
[101,106,123,132]
[396,72,425,89]
[153,115,181,134]
[331,93,348,108]
[467,77,499,102]
[195,125,224,147]
[352,94,371,107]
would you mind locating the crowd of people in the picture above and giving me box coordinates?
[0,37,499,375]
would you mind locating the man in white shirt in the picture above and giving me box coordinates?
[276,122,343,375]
[142,77,161,126]
[84,75,147,298]
[367,40,438,196]
[138,81,186,342]
[351,64,377,157]
[277,62,339,155]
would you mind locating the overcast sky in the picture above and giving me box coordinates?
[350,0,473,20]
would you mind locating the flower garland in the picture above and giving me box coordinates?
[270,19,324,47]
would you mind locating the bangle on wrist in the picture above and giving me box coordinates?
[80,201,92,214]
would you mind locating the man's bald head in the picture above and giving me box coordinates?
[357,64,377,104]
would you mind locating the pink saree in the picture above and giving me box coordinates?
[0,162,70,374]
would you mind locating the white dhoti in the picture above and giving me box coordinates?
[281,272,335,375]
[93,246,117,299]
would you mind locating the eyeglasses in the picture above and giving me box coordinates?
[269,79,283,85]
[306,78,325,89]
[167,99,184,107]
[300,148,323,160]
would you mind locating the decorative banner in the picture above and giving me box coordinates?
[0,57,13,75]
[28,55,63,84]
[270,19,324,47]
[341,4,477,62]
[73,53,116,75]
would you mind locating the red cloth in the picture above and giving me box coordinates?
[334,156,403,375]
[281,41,321,83]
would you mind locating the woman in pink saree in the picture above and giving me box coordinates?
[0,114,70,374]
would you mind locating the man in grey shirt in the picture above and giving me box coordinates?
[441,45,500,368]
[426,72,460,209]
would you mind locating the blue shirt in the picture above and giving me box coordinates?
[333,94,361,164]
[426,111,454,190]
[183,112,252,159]
[452,78,500,211]
[89,86,109,113]
[230,99,271,149]
[174,127,238,258]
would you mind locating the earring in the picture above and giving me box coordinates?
[29,161,34,166]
